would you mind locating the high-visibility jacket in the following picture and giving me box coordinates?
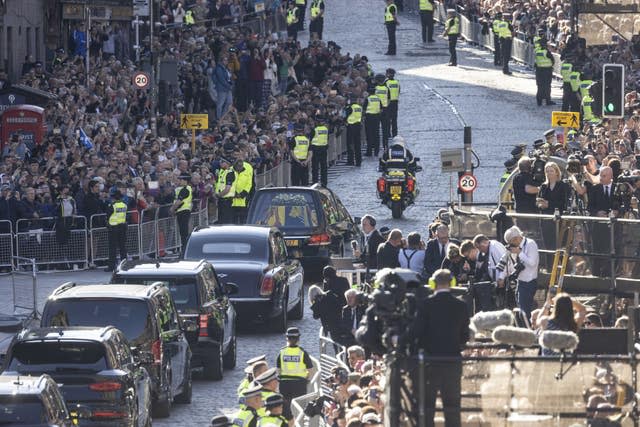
[497,21,511,38]
[295,0,305,5]
[569,71,581,92]
[293,136,310,160]
[216,169,236,198]
[108,201,127,226]
[492,19,502,35]
[347,104,362,125]
[365,95,381,115]
[232,164,254,208]
[386,79,400,101]
[384,3,396,22]
[582,94,597,122]
[175,186,193,212]
[375,85,389,108]
[311,126,329,146]
[535,48,553,68]
[257,415,288,427]
[184,10,195,25]
[287,8,298,25]
[310,0,323,18]
[499,171,511,188]
[445,17,460,35]
[419,0,433,11]
[233,408,258,427]
[278,346,308,378]
[237,378,251,398]
[533,35,542,50]
[561,62,572,83]
[579,79,593,99]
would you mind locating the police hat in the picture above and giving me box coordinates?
[219,157,232,165]
[504,158,518,169]
[242,383,263,398]
[495,12,502,18]
[537,28,545,35]
[246,355,267,366]
[544,129,556,138]
[447,8,456,14]
[286,327,301,338]
[113,190,123,200]
[255,368,279,385]
[210,415,233,427]
[533,139,545,148]
[265,393,284,408]
[386,68,396,77]
[510,146,525,158]
[178,174,191,181]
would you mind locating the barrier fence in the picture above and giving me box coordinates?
[0,220,13,268]
[11,256,39,321]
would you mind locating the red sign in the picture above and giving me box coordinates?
[458,173,478,193]
[1,105,46,150]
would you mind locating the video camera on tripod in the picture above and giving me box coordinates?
[529,149,548,185]
[615,170,640,216]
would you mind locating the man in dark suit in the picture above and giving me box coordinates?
[322,265,349,306]
[376,228,402,269]
[424,224,459,278]
[355,214,385,271]
[341,289,366,347]
[412,269,469,427]
[587,166,618,276]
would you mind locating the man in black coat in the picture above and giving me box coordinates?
[83,179,107,228]
[376,228,402,269]
[587,166,618,276]
[309,285,343,340]
[322,266,349,306]
[355,214,385,271]
[411,269,469,427]
[341,289,366,347]
[423,224,459,278]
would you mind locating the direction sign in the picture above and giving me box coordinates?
[133,71,150,89]
[458,173,477,193]
[180,114,209,130]
[551,111,580,128]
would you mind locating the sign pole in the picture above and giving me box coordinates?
[462,126,473,204]
[191,129,196,153]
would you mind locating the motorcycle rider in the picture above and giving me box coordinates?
[379,135,417,174]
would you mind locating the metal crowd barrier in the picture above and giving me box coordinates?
[11,256,39,321]
[0,220,13,268]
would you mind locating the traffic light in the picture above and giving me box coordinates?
[602,64,624,118]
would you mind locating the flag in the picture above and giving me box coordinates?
[79,128,93,150]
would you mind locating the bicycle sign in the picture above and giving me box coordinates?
[458,173,478,193]
[133,71,150,89]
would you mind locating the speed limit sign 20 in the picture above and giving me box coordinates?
[133,71,150,89]
[458,173,478,193]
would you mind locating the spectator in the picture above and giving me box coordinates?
[214,55,234,120]
[536,292,586,355]
[398,231,426,274]
[376,228,402,269]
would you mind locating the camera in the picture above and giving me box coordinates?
[566,153,588,175]
[529,150,547,185]
[508,260,525,283]
[304,395,335,417]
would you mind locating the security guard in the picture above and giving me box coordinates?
[172,174,193,254]
[386,68,400,138]
[295,0,307,30]
[498,12,514,74]
[560,61,573,111]
[375,74,391,151]
[238,355,267,399]
[215,158,236,224]
[384,0,398,55]
[286,2,300,41]
[232,159,254,224]
[255,368,279,416]
[568,67,581,112]
[491,12,503,66]
[309,0,325,40]
[276,327,314,420]
[291,123,311,186]
[345,97,363,166]
[443,9,460,66]
[419,0,435,43]
[534,39,555,106]
[106,190,127,272]
[211,414,234,427]
[233,384,263,427]
[363,87,382,157]
[310,118,329,187]
[257,394,288,427]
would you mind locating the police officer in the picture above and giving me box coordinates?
[255,368,279,416]
[500,158,517,188]
[232,159,254,224]
[238,355,267,399]
[257,394,288,427]
[211,414,234,427]
[582,82,599,125]
[491,12,503,66]
[560,60,573,111]
[184,9,195,25]
[295,0,307,30]
[106,190,127,272]
[286,2,300,41]
[579,71,593,106]
[379,135,416,173]
[384,0,398,55]
[363,87,382,157]
[533,27,546,50]
[443,9,460,66]
[419,0,435,43]
[345,97,363,166]
[374,74,391,151]
[216,158,236,224]
[386,68,400,138]
[309,0,325,40]
[173,174,193,253]
[233,384,263,427]
[310,118,329,187]
[534,39,555,106]
[276,327,314,420]
[543,129,556,147]
[291,124,311,186]
[498,12,514,75]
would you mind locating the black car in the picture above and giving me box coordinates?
[0,374,83,426]
[246,184,362,273]
[2,327,151,427]
[40,283,192,419]
[184,225,304,332]
[111,259,238,380]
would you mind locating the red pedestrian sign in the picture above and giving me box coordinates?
[458,173,477,193]
[133,71,150,89]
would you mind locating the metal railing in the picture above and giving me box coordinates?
[11,256,39,321]
[0,220,13,268]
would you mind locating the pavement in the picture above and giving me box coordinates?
[0,1,564,425]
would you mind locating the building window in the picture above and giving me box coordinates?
[26,27,32,56]
[35,28,40,61]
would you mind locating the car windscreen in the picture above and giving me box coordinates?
[248,191,320,230]
[186,237,267,262]
[42,299,153,345]
[0,397,47,424]
[7,341,107,373]
[115,278,198,311]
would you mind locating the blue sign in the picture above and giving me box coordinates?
[0,93,26,112]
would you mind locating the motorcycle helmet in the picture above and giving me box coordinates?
[374,73,386,85]
[392,135,405,146]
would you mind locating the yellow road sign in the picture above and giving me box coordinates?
[180,114,209,130]
[551,111,580,128]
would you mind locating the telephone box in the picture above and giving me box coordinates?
[1,105,46,150]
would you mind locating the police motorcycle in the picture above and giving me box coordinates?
[376,136,422,219]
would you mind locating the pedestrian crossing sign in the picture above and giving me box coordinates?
[551,111,580,129]
[180,114,209,130]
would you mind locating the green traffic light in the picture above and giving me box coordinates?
[607,103,614,112]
